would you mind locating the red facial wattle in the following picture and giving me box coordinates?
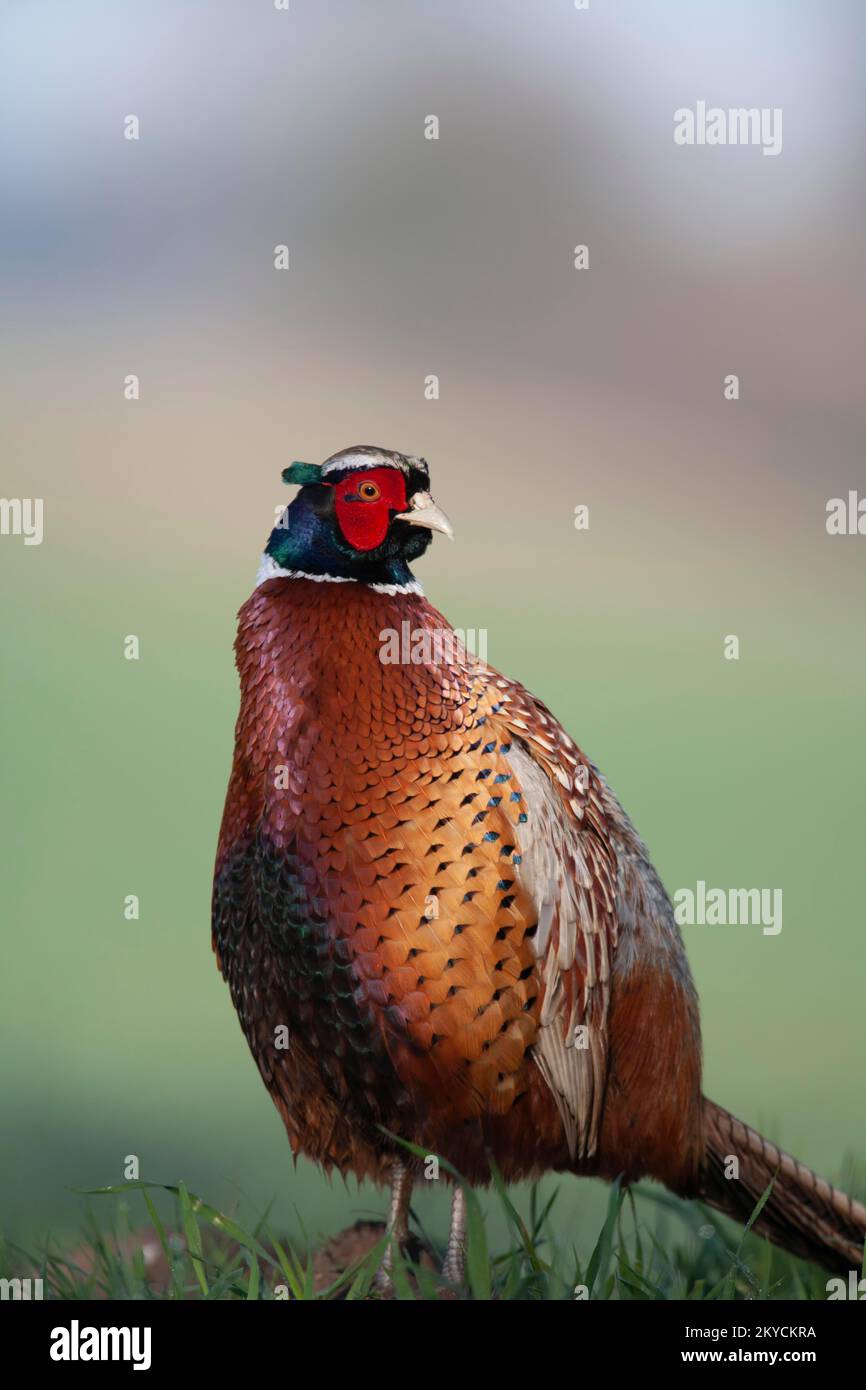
[332,468,408,551]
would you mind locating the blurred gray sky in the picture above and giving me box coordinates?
[2,0,864,630]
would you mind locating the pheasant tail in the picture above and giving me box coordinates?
[700,1098,866,1275]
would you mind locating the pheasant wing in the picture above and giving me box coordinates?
[486,676,619,1159]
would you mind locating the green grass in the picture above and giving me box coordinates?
[2,571,863,1248]
[3,1172,852,1301]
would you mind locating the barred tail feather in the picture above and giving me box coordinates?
[700,1099,866,1276]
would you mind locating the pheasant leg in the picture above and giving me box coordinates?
[373,1159,412,1293]
[441,1184,467,1286]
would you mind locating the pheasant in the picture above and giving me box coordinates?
[212,445,865,1287]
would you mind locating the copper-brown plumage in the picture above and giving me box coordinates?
[213,446,865,1280]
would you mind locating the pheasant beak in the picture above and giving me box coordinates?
[394,491,455,540]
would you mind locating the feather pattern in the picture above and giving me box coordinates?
[485,693,618,1158]
[213,576,702,1186]
[213,555,866,1274]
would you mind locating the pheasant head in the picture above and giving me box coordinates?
[258,445,453,592]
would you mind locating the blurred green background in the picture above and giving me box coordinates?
[2,0,864,1257]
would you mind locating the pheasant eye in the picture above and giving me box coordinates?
[358,480,381,501]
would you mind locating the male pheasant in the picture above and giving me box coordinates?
[213,445,865,1286]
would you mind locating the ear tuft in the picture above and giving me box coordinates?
[282,461,323,485]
